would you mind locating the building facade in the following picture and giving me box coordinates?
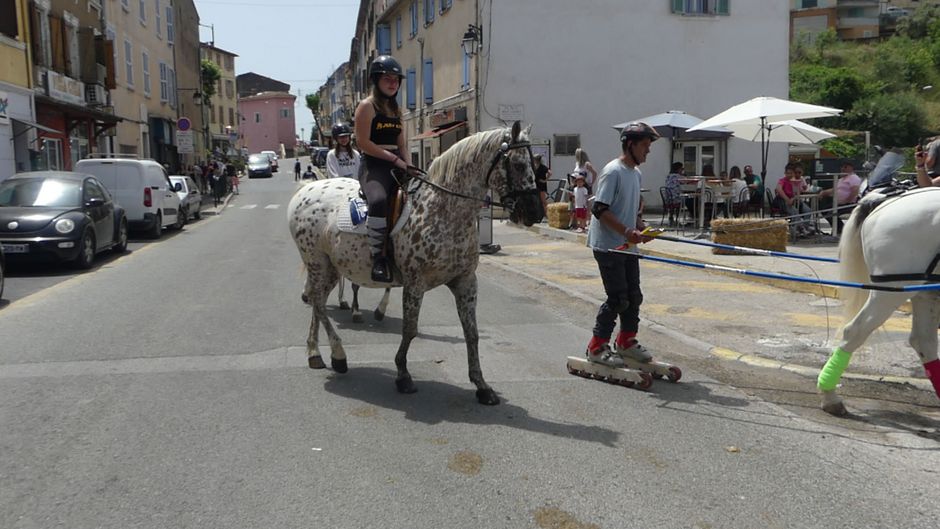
[791,0,881,41]
[238,91,297,157]
[27,0,121,172]
[173,0,204,168]
[200,43,238,156]
[336,0,790,199]
[0,0,37,178]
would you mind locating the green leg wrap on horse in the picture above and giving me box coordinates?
[817,347,852,391]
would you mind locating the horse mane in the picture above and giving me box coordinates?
[425,127,509,187]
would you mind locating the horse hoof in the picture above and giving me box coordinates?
[822,401,848,416]
[308,356,326,369]
[476,388,500,405]
[395,377,417,394]
[374,310,385,321]
[331,357,348,373]
[339,301,350,310]
[352,313,364,324]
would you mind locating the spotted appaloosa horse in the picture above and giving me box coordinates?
[288,122,540,404]
[819,187,940,415]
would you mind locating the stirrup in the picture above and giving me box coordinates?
[371,256,392,283]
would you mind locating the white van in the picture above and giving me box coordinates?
[75,157,182,238]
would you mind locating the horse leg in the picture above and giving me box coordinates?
[394,287,423,394]
[304,262,346,371]
[819,291,907,415]
[374,288,391,321]
[337,276,349,310]
[909,293,940,399]
[447,274,499,405]
[351,283,364,323]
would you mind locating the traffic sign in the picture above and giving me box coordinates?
[178,117,191,131]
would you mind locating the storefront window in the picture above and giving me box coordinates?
[36,138,63,171]
[69,127,89,168]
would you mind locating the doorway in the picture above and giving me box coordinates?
[676,141,721,175]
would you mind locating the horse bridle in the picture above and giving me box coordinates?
[402,137,536,209]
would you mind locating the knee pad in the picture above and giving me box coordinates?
[627,290,643,309]
[609,294,630,314]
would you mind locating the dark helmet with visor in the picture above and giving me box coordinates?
[332,122,352,138]
[369,55,405,85]
[619,122,661,144]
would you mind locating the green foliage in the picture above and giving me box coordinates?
[790,64,867,112]
[845,92,927,146]
[895,4,940,40]
[819,136,864,160]
[200,60,222,103]
[305,93,321,143]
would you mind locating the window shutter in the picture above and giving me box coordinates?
[30,7,43,66]
[671,0,684,13]
[377,24,391,55]
[422,59,433,104]
[102,39,116,89]
[406,68,416,109]
[462,52,470,90]
[717,0,730,15]
[50,16,65,72]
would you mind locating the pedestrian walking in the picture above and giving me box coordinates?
[584,122,660,367]
[294,159,302,181]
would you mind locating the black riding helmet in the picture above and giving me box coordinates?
[369,55,405,85]
[619,121,661,144]
[332,122,352,138]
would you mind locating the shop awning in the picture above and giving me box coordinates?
[11,117,63,136]
[411,121,467,141]
[35,94,122,124]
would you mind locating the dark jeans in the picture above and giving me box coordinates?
[592,250,642,339]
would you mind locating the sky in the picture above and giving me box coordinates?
[194,0,361,139]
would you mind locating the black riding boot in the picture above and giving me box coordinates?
[367,216,392,283]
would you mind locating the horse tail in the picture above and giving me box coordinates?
[837,203,871,336]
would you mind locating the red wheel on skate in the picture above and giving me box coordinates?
[636,372,653,391]
[666,366,682,383]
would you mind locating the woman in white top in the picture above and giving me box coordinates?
[325,122,361,179]
[567,148,598,227]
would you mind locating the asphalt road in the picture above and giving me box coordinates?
[1,166,938,529]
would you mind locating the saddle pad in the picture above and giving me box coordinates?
[335,197,412,236]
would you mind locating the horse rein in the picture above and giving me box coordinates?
[396,139,535,209]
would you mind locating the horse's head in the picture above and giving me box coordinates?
[485,121,540,226]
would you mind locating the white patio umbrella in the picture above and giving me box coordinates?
[687,96,842,179]
[728,119,836,145]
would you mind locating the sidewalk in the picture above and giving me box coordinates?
[485,220,930,392]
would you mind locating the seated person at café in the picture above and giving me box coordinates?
[743,164,763,206]
[775,162,814,237]
[817,161,860,231]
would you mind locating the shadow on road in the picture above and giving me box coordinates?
[322,366,622,447]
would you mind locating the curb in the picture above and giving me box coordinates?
[487,228,931,391]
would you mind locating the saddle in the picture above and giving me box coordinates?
[339,188,411,239]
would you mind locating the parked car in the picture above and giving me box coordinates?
[0,244,5,299]
[261,150,279,172]
[247,153,274,178]
[75,157,182,238]
[314,147,329,168]
[169,175,202,221]
[0,171,128,269]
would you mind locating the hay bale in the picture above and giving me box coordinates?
[711,218,788,254]
[546,202,570,229]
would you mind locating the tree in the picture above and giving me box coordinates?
[845,92,927,147]
[305,93,322,145]
[200,59,221,105]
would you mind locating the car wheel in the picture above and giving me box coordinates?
[73,229,96,270]
[174,207,186,229]
[193,204,201,220]
[148,212,162,239]
[113,218,128,253]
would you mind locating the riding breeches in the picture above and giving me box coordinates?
[362,153,400,218]
[592,250,643,339]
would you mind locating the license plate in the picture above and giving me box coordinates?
[1,243,28,254]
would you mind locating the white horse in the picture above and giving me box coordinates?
[819,187,940,415]
[288,122,540,404]
[304,276,391,323]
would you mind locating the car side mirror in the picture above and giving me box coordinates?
[174,183,183,192]
[86,197,105,207]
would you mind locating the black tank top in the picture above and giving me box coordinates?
[369,102,402,146]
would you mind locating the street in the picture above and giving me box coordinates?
[1,164,938,529]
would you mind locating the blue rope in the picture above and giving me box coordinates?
[655,234,840,263]
[621,250,940,292]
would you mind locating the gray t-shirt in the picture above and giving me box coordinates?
[587,158,642,251]
[927,139,940,176]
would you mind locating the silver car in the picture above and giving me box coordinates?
[169,175,202,221]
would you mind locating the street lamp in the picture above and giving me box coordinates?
[176,87,204,106]
[461,24,482,56]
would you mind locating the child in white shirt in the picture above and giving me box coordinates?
[573,175,590,232]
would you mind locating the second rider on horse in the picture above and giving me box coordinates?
[354,55,411,283]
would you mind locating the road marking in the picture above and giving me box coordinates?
[265,204,280,209]
[241,204,257,209]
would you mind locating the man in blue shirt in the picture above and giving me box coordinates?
[585,122,660,367]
